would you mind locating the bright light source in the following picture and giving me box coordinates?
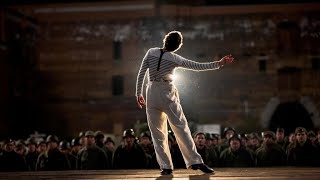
[172,74,179,81]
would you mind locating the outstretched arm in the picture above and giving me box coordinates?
[177,54,234,71]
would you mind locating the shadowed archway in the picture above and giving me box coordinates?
[269,101,314,134]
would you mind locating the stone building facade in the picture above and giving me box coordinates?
[1,0,320,138]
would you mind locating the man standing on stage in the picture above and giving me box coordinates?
[135,30,234,175]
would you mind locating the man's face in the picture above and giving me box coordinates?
[60,149,70,154]
[230,139,241,151]
[72,145,82,153]
[289,133,296,143]
[139,137,151,146]
[105,142,114,151]
[80,136,86,146]
[86,136,95,146]
[205,139,213,146]
[195,134,206,147]
[48,142,58,149]
[276,131,285,141]
[5,142,15,152]
[124,136,135,147]
[38,143,47,153]
[212,138,218,146]
[296,132,307,144]
[263,136,274,145]
[28,144,36,153]
[308,136,316,143]
[250,138,260,146]
[226,130,235,139]
[241,138,247,147]
[318,132,320,142]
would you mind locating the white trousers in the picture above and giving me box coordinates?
[146,81,203,170]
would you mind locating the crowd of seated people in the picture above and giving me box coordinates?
[0,126,319,171]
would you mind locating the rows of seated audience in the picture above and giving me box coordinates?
[0,126,320,171]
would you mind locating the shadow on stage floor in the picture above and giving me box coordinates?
[1,167,320,180]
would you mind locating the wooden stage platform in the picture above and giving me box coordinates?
[1,168,320,180]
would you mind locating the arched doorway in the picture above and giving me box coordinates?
[269,101,314,134]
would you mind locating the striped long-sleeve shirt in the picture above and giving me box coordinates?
[135,47,220,96]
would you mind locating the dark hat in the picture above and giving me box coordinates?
[59,141,71,150]
[262,131,276,139]
[140,131,151,139]
[105,137,115,145]
[223,127,236,137]
[212,134,220,140]
[46,135,59,143]
[307,130,316,137]
[85,131,95,137]
[248,132,261,140]
[37,140,46,146]
[16,139,26,146]
[193,132,205,138]
[205,133,214,140]
[276,128,285,133]
[123,129,135,138]
[94,131,105,139]
[71,137,81,147]
[295,127,307,135]
[79,131,85,138]
[228,134,241,144]
[26,138,37,145]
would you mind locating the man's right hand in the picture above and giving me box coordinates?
[137,95,146,109]
[218,54,234,67]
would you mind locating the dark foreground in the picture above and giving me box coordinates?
[1,168,320,180]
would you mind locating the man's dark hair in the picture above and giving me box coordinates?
[163,31,183,52]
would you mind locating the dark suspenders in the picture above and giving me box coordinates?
[157,49,165,71]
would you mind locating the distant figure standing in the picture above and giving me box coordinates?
[135,30,234,175]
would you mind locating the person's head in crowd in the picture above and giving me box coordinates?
[85,131,96,147]
[71,137,82,153]
[78,131,86,146]
[59,141,71,154]
[94,130,105,148]
[276,128,285,142]
[307,130,316,145]
[123,129,136,148]
[194,132,206,149]
[46,135,59,150]
[288,132,296,144]
[139,131,152,146]
[223,127,236,140]
[248,132,261,147]
[205,133,214,146]
[240,133,248,147]
[4,138,15,152]
[295,127,307,145]
[262,131,276,146]
[104,137,115,152]
[212,134,220,146]
[229,134,241,152]
[26,138,37,153]
[15,140,27,156]
[37,140,47,153]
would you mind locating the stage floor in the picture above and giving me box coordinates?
[1,168,320,180]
